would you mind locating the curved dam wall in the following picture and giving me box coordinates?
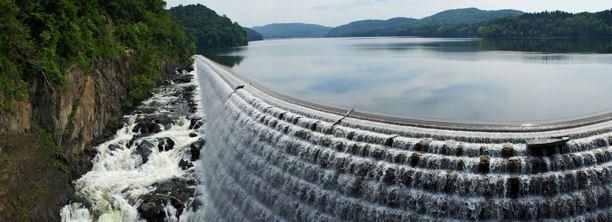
[194,55,612,221]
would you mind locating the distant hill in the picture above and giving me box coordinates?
[169,4,248,53]
[252,23,332,39]
[326,18,418,37]
[479,10,612,38]
[418,8,523,26]
[326,8,523,37]
[244,27,263,41]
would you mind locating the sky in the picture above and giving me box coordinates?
[165,0,611,27]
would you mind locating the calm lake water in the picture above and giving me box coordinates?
[209,37,612,123]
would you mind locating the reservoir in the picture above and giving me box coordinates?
[210,37,612,123]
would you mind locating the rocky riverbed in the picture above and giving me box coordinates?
[61,65,206,221]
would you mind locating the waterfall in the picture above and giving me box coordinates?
[60,56,612,221]
[61,67,206,222]
[194,55,612,221]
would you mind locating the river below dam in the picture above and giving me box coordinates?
[61,67,208,221]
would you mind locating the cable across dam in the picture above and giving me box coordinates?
[194,55,612,221]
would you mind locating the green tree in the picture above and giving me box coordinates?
[0,0,195,109]
[479,10,612,38]
[169,4,248,53]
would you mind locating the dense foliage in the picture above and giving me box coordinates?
[418,8,523,26]
[244,27,264,41]
[479,10,612,38]
[252,23,332,39]
[395,23,483,37]
[326,8,523,37]
[169,4,248,53]
[0,0,195,109]
[326,18,417,37]
[327,8,612,38]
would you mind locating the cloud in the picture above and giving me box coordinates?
[312,0,397,11]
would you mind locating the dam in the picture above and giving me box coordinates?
[195,55,612,221]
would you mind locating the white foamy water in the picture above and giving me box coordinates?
[61,68,205,222]
[192,56,612,221]
[64,56,612,221]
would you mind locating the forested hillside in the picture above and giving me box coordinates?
[169,4,248,53]
[418,8,523,25]
[252,23,332,38]
[326,8,523,37]
[327,8,611,38]
[0,0,197,220]
[0,0,194,109]
[244,27,264,41]
[326,18,417,37]
[479,10,612,38]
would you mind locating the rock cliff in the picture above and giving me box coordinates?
[0,57,177,221]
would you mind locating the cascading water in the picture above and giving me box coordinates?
[61,56,612,221]
[194,55,612,221]
[61,67,207,222]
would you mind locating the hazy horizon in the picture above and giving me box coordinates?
[165,0,610,27]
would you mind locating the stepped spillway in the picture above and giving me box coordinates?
[194,55,612,221]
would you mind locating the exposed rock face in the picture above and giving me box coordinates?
[0,58,178,221]
[0,100,31,134]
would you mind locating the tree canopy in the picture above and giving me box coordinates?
[0,0,195,109]
[244,27,264,41]
[326,8,523,37]
[479,10,612,38]
[326,8,611,38]
[326,18,417,37]
[169,4,248,53]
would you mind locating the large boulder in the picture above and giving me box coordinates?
[179,159,193,170]
[188,117,204,130]
[133,122,162,134]
[182,85,197,113]
[190,139,206,161]
[135,141,155,164]
[173,75,193,84]
[157,137,175,152]
[92,118,127,145]
[132,115,174,134]
[182,85,196,101]
[175,64,194,73]
[138,197,166,222]
[108,144,122,151]
[138,179,196,221]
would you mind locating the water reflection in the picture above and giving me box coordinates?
[481,38,612,53]
[209,37,612,122]
[354,38,612,54]
[204,47,247,67]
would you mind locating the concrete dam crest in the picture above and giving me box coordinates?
[195,55,612,221]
